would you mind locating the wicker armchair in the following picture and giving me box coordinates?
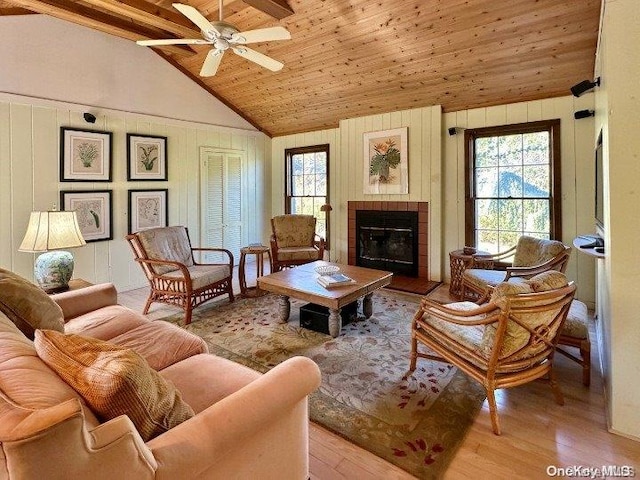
[270,215,325,272]
[410,271,576,435]
[126,226,234,325]
[462,236,571,301]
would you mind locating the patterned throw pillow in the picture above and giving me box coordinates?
[34,330,194,441]
[480,282,534,359]
[0,268,64,340]
[526,271,568,292]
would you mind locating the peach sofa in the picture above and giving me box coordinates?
[0,282,321,480]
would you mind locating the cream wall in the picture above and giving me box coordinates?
[0,95,271,292]
[593,0,640,440]
[443,95,597,305]
[0,15,255,131]
[271,106,443,280]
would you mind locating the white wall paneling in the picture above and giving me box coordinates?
[0,95,270,292]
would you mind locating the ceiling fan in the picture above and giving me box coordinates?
[137,1,291,77]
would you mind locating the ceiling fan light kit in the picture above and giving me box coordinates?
[136,2,291,77]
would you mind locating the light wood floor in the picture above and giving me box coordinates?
[118,264,640,480]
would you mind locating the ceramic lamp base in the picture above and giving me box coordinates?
[34,250,74,293]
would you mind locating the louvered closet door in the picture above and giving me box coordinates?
[200,148,245,264]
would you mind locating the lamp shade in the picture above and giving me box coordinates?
[19,211,86,252]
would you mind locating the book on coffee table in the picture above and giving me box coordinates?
[317,272,355,288]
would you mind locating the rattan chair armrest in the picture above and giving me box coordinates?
[191,247,234,268]
[418,298,500,325]
[504,256,560,279]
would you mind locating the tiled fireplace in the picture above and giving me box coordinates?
[348,201,428,279]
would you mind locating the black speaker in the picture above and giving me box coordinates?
[448,127,457,136]
[83,112,97,123]
[574,109,595,119]
[570,78,600,97]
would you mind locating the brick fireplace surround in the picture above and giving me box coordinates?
[347,201,429,279]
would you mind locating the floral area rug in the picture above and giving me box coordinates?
[161,290,485,479]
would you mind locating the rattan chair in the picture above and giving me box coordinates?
[270,214,325,272]
[410,273,576,435]
[461,236,571,301]
[126,226,234,325]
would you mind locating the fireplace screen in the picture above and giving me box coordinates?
[356,210,418,276]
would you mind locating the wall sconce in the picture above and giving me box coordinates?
[574,109,595,120]
[570,78,600,97]
[83,112,97,123]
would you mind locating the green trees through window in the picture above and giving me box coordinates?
[285,144,330,247]
[465,120,561,254]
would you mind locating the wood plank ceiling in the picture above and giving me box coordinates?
[1,0,601,137]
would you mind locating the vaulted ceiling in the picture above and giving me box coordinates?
[0,0,601,137]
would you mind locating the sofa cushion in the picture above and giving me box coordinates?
[0,268,64,340]
[63,304,148,341]
[275,246,321,262]
[109,321,208,370]
[34,330,194,441]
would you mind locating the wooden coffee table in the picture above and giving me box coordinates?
[257,260,393,338]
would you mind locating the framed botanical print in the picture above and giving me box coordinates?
[60,127,112,182]
[363,127,408,194]
[127,134,168,181]
[128,189,168,234]
[60,190,113,242]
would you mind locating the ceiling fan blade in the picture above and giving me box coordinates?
[137,39,210,46]
[232,46,284,72]
[200,50,224,76]
[233,26,291,44]
[173,3,216,34]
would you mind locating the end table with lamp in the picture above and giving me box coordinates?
[19,210,86,293]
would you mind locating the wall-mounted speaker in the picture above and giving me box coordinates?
[574,109,595,119]
[448,127,457,136]
[570,78,600,97]
[83,112,97,123]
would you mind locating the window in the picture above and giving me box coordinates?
[285,144,330,247]
[465,120,561,253]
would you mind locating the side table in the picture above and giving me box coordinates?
[239,245,272,297]
[48,278,93,296]
[449,249,489,299]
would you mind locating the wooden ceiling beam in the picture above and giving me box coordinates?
[8,0,195,56]
[79,0,201,39]
[242,0,293,20]
[0,6,36,14]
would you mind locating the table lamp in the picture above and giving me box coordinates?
[19,210,86,293]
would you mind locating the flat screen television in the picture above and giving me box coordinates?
[595,131,604,228]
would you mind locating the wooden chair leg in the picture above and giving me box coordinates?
[143,295,153,314]
[409,334,418,371]
[184,303,193,325]
[486,387,501,435]
[581,339,591,387]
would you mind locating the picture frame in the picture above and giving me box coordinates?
[60,127,112,182]
[60,190,113,242]
[363,127,408,194]
[127,134,168,181]
[128,189,168,234]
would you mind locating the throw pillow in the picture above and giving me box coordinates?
[0,268,64,340]
[34,330,194,441]
[481,282,534,359]
[526,270,569,292]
